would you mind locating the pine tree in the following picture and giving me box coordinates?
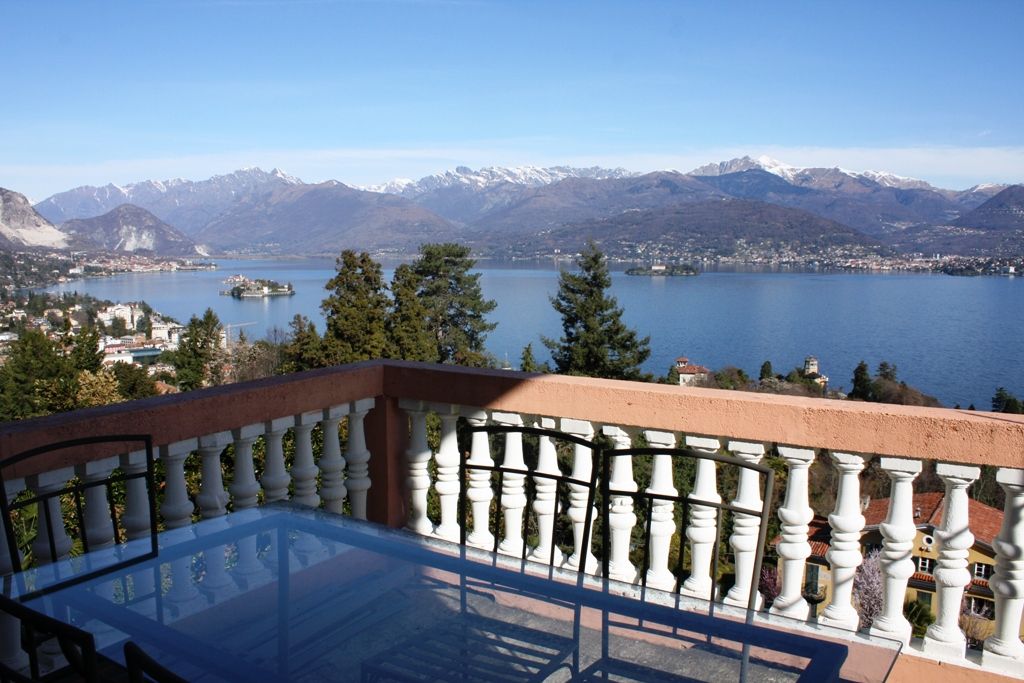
[543,243,651,381]
[0,328,72,420]
[411,243,497,367]
[759,360,774,381]
[520,343,539,372]
[280,314,327,373]
[321,250,390,364]
[850,361,873,400]
[386,264,437,362]
[164,308,224,391]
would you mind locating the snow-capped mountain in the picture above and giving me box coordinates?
[0,188,68,249]
[688,155,945,191]
[364,165,637,197]
[35,168,301,235]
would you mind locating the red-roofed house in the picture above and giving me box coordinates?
[674,356,712,387]
[791,493,1014,641]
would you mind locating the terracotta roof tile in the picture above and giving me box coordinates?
[862,492,1002,547]
[678,365,710,374]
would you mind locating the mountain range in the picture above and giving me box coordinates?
[5,157,1022,258]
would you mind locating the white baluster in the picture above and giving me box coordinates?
[682,436,721,600]
[76,456,119,550]
[195,431,232,518]
[724,441,766,610]
[345,398,375,520]
[819,452,867,631]
[494,412,527,557]
[120,449,154,540]
[869,457,922,645]
[160,439,197,529]
[603,426,638,584]
[319,405,348,515]
[230,424,263,510]
[27,468,75,563]
[291,411,321,508]
[260,417,292,503]
[923,463,980,659]
[462,409,495,549]
[432,403,462,542]
[528,417,562,564]
[561,418,597,573]
[983,467,1024,672]
[644,430,678,591]
[771,446,816,620]
[400,400,433,534]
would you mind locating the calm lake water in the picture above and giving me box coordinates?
[45,258,1023,409]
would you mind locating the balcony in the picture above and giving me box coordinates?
[1,360,1022,681]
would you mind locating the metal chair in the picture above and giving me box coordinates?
[123,642,188,683]
[0,435,158,682]
[586,444,776,681]
[362,423,601,682]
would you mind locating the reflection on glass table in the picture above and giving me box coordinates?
[4,504,901,682]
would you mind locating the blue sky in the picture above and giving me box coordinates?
[3,0,1022,200]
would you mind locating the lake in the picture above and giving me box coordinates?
[45,258,1024,409]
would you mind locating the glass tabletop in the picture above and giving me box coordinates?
[5,504,901,682]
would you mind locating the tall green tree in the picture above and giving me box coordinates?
[759,360,774,381]
[0,329,72,420]
[164,308,224,391]
[410,243,497,366]
[66,325,103,373]
[111,362,158,400]
[992,387,1023,414]
[850,361,873,400]
[321,250,391,364]
[386,264,437,362]
[520,343,540,372]
[543,243,651,381]
[280,314,327,373]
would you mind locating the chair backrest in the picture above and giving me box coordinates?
[459,423,600,574]
[0,593,99,682]
[600,446,775,616]
[124,641,189,683]
[0,434,159,600]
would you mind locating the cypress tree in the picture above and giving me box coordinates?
[411,243,497,367]
[520,343,540,372]
[850,360,873,400]
[543,242,651,381]
[321,250,390,364]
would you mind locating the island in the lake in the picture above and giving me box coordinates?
[625,264,699,276]
[221,275,295,298]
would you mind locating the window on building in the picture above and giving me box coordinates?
[916,591,932,609]
[916,556,933,574]
[974,562,992,580]
[965,596,994,619]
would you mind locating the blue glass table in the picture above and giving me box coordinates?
[4,504,900,682]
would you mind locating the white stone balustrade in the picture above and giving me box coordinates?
[2,362,1023,682]
[984,467,1024,673]
[603,425,638,584]
[870,457,922,645]
[432,403,462,542]
[318,405,348,515]
[818,452,867,631]
[463,409,495,549]
[27,469,75,564]
[77,456,119,549]
[196,431,232,518]
[681,435,722,600]
[493,411,527,557]
[260,417,292,503]
[724,441,766,610]
[528,417,562,564]
[771,446,816,620]
[923,464,981,659]
[643,430,678,591]
[562,418,598,573]
[229,424,263,510]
